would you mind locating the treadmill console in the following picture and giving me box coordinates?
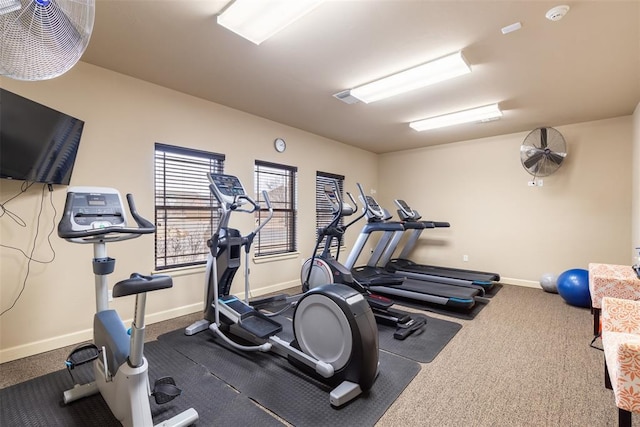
[394,199,417,220]
[64,187,127,231]
[364,195,385,219]
[208,173,247,206]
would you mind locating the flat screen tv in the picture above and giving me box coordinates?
[0,88,84,185]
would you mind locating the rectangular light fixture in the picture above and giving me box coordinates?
[217,0,325,45]
[409,103,503,131]
[347,51,471,104]
[0,0,21,15]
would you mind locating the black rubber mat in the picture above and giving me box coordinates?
[482,283,503,298]
[377,311,462,363]
[159,327,421,427]
[0,340,284,427]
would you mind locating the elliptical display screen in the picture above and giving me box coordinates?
[208,173,245,198]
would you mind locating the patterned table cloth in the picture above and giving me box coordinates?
[588,263,640,309]
[601,297,640,415]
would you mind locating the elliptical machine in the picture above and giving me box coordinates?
[184,173,379,407]
[301,180,426,340]
[58,187,198,427]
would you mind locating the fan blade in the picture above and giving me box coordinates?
[547,151,565,165]
[524,152,544,169]
[540,127,548,149]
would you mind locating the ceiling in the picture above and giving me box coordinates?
[80,1,640,154]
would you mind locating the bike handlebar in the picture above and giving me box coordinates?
[58,193,155,241]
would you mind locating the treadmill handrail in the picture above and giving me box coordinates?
[362,222,404,233]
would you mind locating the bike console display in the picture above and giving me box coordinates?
[64,188,126,231]
[59,187,156,243]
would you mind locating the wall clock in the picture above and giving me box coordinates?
[274,138,286,153]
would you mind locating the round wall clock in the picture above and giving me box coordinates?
[274,138,286,153]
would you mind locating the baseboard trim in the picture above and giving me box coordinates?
[500,277,541,289]
[0,281,301,363]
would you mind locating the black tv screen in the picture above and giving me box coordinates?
[0,88,84,185]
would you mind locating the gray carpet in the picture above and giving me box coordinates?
[376,284,618,427]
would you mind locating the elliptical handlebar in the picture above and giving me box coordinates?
[58,191,155,243]
[254,190,274,236]
[344,191,366,229]
[231,193,260,213]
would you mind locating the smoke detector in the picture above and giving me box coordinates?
[546,5,570,21]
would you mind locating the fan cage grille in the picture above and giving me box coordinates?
[0,0,95,80]
[520,127,567,177]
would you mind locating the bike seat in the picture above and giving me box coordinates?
[113,273,173,297]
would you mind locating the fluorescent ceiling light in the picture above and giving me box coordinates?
[0,0,21,15]
[348,51,471,104]
[217,0,325,45]
[409,103,503,131]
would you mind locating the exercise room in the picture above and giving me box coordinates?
[1,1,639,426]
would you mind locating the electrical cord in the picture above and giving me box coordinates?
[0,184,56,317]
[0,180,35,227]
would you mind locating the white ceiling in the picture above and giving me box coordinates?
[80,0,640,154]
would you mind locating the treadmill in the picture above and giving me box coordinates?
[342,184,481,310]
[377,199,500,292]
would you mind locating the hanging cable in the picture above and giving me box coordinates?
[0,184,56,316]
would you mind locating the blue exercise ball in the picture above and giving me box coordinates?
[556,268,591,308]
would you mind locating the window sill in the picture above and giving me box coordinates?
[252,252,300,264]
[152,264,206,277]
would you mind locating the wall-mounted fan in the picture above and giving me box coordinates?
[0,0,95,81]
[520,127,567,177]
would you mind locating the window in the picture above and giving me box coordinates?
[316,171,345,250]
[154,143,225,270]
[254,160,297,257]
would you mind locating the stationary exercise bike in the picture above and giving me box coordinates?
[58,187,198,427]
[185,173,379,407]
[301,181,426,340]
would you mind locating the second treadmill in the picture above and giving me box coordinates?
[343,184,481,310]
[378,199,500,291]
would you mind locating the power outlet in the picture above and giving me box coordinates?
[463,254,469,262]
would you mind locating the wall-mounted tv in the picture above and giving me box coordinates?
[0,88,85,185]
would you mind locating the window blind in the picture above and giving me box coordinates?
[254,160,297,256]
[154,143,224,269]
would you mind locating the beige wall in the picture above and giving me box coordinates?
[378,117,633,286]
[0,63,378,362]
[1,62,636,362]
[633,103,640,263]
